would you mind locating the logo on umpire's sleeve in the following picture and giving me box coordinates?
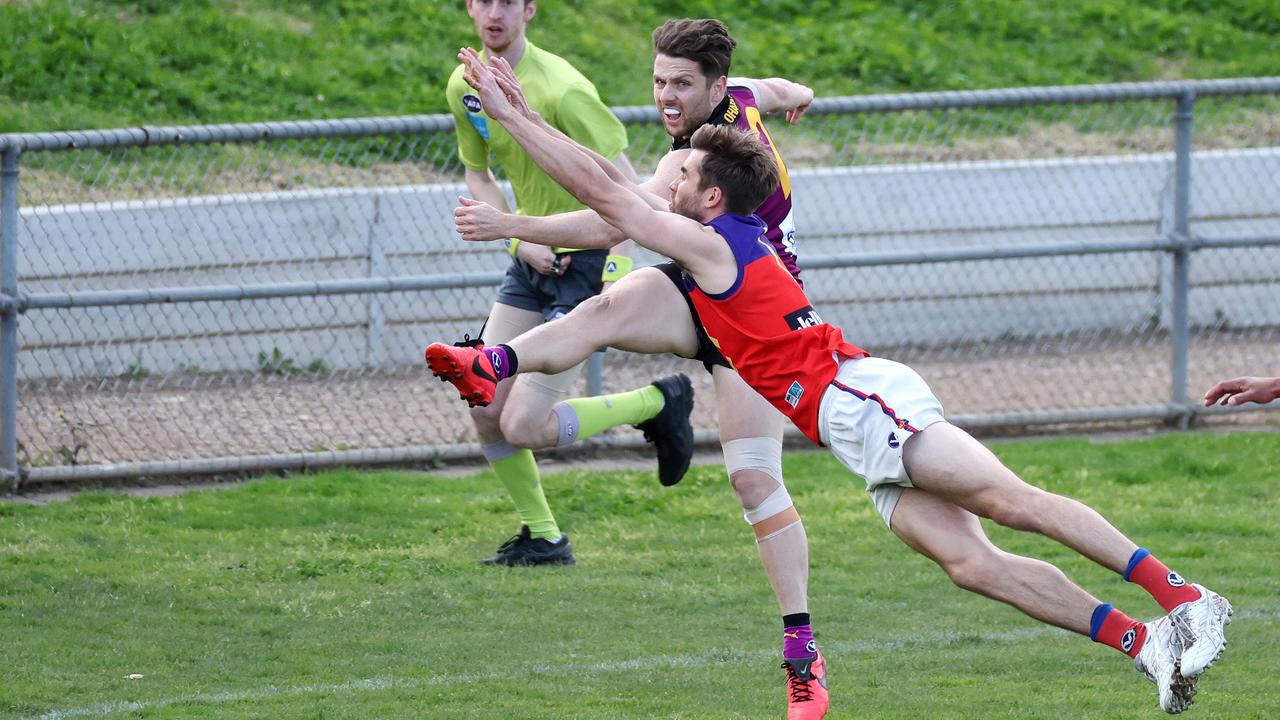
[462,93,483,114]
[784,305,824,331]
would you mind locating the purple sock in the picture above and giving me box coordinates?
[482,345,517,381]
[783,624,815,659]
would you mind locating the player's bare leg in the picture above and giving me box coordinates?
[498,274,826,716]
[714,367,810,616]
[713,366,825,719]
[901,422,1137,572]
[889,485,1196,712]
[471,269,698,486]
[896,420,1223,707]
[890,487,1102,632]
[900,420,1232,674]
[497,267,700,448]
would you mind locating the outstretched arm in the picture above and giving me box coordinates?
[1203,376,1280,406]
[461,165,564,275]
[730,76,814,124]
[487,56,646,195]
[458,48,726,277]
[455,150,687,249]
[456,200,619,249]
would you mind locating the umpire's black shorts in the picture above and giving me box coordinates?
[495,249,608,322]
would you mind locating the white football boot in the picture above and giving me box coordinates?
[1133,615,1197,714]
[1171,584,1232,679]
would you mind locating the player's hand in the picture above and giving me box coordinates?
[786,85,814,125]
[458,48,514,121]
[455,196,511,242]
[517,243,570,277]
[488,56,536,122]
[1203,376,1280,406]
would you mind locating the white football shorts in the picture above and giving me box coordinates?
[817,356,947,526]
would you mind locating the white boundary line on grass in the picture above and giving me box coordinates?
[31,605,1274,720]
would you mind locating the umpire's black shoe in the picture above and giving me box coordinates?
[480,525,576,567]
[635,373,695,487]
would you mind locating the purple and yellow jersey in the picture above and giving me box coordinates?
[684,214,868,444]
[672,83,800,283]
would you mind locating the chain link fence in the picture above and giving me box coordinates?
[2,78,1279,488]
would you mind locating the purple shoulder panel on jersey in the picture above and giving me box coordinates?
[692,213,772,301]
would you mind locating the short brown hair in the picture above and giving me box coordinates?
[689,125,779,215]
[651,18,736,81]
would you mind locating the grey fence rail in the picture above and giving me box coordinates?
[2,78,1279,489]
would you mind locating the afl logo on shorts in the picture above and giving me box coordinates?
[785,381,804,408]
[888,432,900,449]
[462,93,483,114]
[1166,571,1186,588]
[1121,628,1137,653]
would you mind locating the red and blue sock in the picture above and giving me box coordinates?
[1124,548,1201,612]
[1090,603,1147,657]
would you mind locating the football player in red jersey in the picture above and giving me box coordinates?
[434,49,1234,716]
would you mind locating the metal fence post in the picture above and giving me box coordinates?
[586,350,604,397]
[366,195,386,366]
[1169,91,1195,419]
[1,147,21,490]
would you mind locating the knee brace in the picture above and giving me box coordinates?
[725,437,793,528]
[723,437,783,485]
[743,484,796,528]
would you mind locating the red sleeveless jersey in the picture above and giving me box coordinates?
[684,214,868,444]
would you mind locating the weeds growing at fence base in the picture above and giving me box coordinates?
[1,432,1277,719]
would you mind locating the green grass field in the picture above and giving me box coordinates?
[3,0,1278,132]
[2,432,1277,719]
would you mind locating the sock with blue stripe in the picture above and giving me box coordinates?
[1123,548,1202,612]
[1090,603,1147,658]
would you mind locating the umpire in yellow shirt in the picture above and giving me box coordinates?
[444,0,635,565]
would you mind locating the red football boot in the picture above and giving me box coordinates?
[424,341,499,407]
[782,651,829,720]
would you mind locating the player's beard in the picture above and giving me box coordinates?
[670,187,701,221]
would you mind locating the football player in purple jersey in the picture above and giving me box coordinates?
[446,18,828,718]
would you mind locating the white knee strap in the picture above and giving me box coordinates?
[723,437,783,482]
[725,437,789,525]
[743,484,795,525]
